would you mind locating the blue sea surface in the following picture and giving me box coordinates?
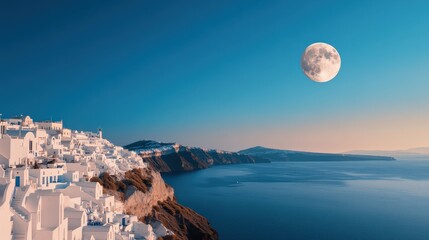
[162,160,429,240]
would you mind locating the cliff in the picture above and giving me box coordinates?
[147,199,218,240]
[91,168,218,240]
[123,169,174,217]
[124,140,269,173]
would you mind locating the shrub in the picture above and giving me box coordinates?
[90,176,103,185]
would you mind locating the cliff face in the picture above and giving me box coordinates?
[92,168,218,240]
[147,200,218,240]
[141,148,264,173]
[123,170,174,217]
[124,140,269,173]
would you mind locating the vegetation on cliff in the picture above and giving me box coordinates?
[90,168,153,200]
[147,200,218,240]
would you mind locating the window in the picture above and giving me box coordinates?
[42,177,45,185]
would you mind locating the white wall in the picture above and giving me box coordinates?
[40,193,64,229]
[12,168,29,187]
[0,181,14,240]
[29,168,65,188]
[0,132,36,167]
[83,225,114,240]
[36,121,63,131]
[0,136,11,166]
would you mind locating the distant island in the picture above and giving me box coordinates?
[345,148,429,160]
[239,146,396,162]
[124,141,395,173]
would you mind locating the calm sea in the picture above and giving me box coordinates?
[162,160,429,240]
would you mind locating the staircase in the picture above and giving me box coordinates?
[12,233,25,240]
[11,186,30,220]
[11,185,31,240]
[4,169,11,180]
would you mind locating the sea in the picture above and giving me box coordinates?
[162,160,429,240]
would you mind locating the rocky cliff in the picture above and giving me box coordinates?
[91,168,218,240]
[124,140,269,172]
[123,169,174,218]
[146,199,218,240]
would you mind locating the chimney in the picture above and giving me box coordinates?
[0,125,4,139]
[0,114,4,139]
[19,115,23,138]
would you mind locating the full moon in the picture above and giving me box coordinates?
[301,42,341,83]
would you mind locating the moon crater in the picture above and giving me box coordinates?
[301,42,341,83]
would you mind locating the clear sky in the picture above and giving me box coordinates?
[1,0,428,152]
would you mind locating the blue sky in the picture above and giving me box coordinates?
[1,0,428,152]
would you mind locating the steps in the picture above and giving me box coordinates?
[11,186,30,221]
[12,233,25,240]
[11,185,31,240]
[4,169,11,180]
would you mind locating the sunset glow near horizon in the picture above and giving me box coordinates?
[1,0,428,152]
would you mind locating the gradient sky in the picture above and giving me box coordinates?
[1,0,428,152]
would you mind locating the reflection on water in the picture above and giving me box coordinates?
[163,160,429,240]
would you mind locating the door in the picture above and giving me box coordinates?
[15,176,20,187]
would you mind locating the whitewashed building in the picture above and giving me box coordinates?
[0,130,36,167]
[0,115,168,240]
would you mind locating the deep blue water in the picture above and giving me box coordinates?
[162,160,429,240]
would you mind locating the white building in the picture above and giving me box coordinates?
[66,163,95,180]
[0,130,36,167]
[83,225,115,240]
[29,166,65,189]
[36,120,63,132]
[6,116,24,126]
[0,115,169,240]
[26,191,68,240]
[0,175,14,240]
[61,128,72,142]
[64,207,87,240]
[11,168,30,187]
